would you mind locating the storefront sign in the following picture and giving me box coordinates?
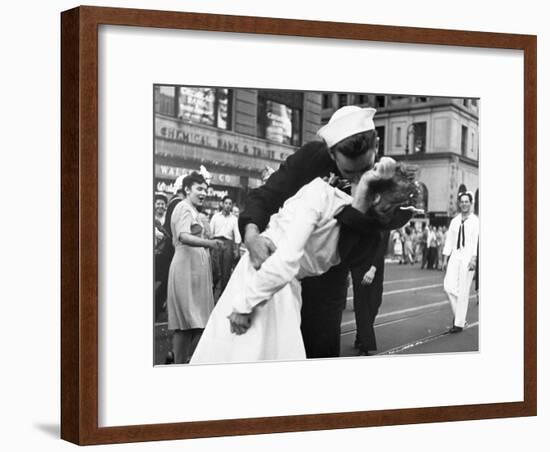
[155,117,294,163]
[155,164,262,192]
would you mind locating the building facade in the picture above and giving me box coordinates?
[154,85,322,212]
[155,87,479,224]
[322,94,479,225]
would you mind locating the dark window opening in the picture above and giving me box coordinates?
[412,121,427,153]
[338,93,348,107]
[375,96,386,108]
[376,126,385,156]
[461,125,468,156]
[396,126,402,147]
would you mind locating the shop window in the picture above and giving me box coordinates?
[177,87,231,130]
[154,85,176,116]
[257,93,302,146]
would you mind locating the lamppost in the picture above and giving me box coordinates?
[405,123,415,155]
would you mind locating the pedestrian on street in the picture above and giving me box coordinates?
[154,192,170,321]
[392,229,404,264]
[442,191,479,333]
[166,172,224,363]
[437,226,446,270]
[419,224,429,269]
[426,225,438,269]
[403,226,415,264]
[210,196,242,298]
[158,175,187,299]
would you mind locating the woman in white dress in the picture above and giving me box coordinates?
[190,158,419,364]
[442,191,479,333]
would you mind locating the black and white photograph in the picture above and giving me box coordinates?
[153,86,480,365]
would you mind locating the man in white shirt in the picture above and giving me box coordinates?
[426,225,438,269]
[442,192,479,333]
[210,196,242,297]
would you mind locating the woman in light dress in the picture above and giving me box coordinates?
[191,158,419,364]
[403,226,415,264]
[392,229,404,264]
[166,172,223,364]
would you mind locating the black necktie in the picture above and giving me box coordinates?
[456,219,466,249]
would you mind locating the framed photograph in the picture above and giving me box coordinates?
[61,5,537,445]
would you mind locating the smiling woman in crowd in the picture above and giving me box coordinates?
[166,172,223,364]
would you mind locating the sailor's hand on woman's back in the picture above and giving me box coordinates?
[243,224,277,270]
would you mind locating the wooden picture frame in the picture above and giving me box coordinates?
[61,5,537,445]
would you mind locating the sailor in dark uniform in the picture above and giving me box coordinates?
[239,106,411,358]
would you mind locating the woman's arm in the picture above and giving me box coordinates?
[173,205,221,250]
[178,232,221,250]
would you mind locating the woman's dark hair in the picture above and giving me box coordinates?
[181,172,207,192]
[458,192,473,203]
[154,192,168,204]
[331,129,378,158]
[366,163,419,228]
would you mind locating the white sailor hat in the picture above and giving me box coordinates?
[317,106,377,148]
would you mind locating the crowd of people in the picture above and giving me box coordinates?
[390,224,448,270]
[154,182,243,363]
[154,105,479,364]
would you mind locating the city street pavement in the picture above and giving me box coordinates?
[154,261,479,364]
[341,261,479,357]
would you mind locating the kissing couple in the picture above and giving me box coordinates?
[191,106,421,364]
